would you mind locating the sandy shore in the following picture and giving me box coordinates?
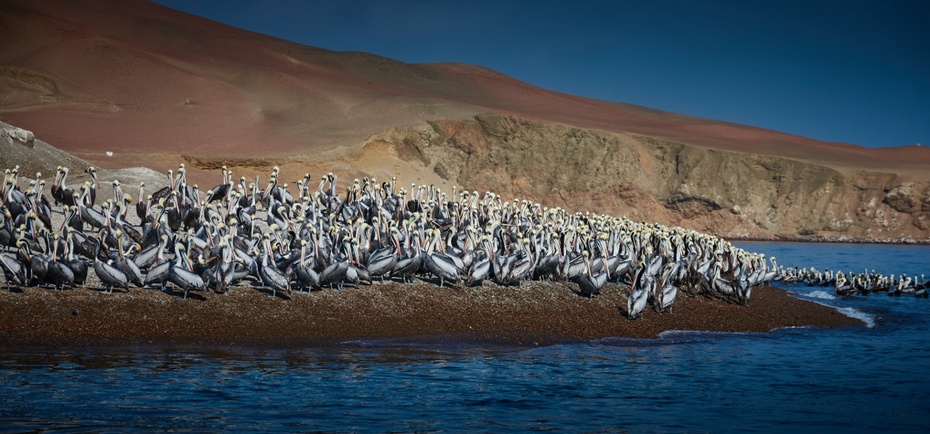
[0,281,862,347]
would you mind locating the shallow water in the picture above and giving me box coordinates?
[1,243,928,432]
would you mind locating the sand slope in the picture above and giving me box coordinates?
[1,0,928,179]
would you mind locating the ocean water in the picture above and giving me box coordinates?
[1,243,928,432]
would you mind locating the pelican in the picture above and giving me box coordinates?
[0,252,27,290]
[85,166,98,207]
[655,262,679,313]
[114,230,143,287]
[628,261,652,319]
[464,236,492,286]
[320,259,349,289]
[711,263,736,299]
[834,273,854,297]
[574,251,607,298]
[144,237,172,292]
[292,240,320,292]
[19,161,927,322]
[366,236,399,283]
[93,239,129,293]
[259,235,291,298]
[45,233,74,291]
[51,166,75,206]
[205,166,231,203]
[136,182,149,222]
[168,243,205,299]
[424,229,460,288]
[77,186,106,229]
[132,230,167,270]
[500,240,533,286]
[391,250,422,284]
[20,239,49,288]
[211,237,238,294]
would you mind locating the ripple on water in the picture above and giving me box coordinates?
[1,243,928,431]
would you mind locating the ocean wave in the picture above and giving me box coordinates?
[836,307,877,328]
[788,291,876,328]
[803,290,837,300]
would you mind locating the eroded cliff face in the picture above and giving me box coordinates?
[365,113,930,242]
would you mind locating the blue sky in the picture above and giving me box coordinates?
[151,0,929,148]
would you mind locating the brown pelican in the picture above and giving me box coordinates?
[143,237,172,292]
[835,272,854,297]
[655,262,679,313]
[391,227,422,284]
[320,258,349,289]
[0,251,27,290]
[93,239,129,293]
[711,263,736,299]
[464,236,492,286]
[258,235,291,298]
[45,233,74,291]
[113,230,143,288]
[366,232,399,282]
[63,230,87,286]
[424,229,460,288]
[205,166,231,204]
[628,261,652,319]
[210,236,237,294]
[18,239,48,288]
[560,251,586,281]
[85,166,98,207]
[292,239,320,292]
[132,231,167,270]
[51,166,76,206]
[168,243,205,299]
[0,209,15,249]
[26,185,53,231]
[500,239,534,286]
[77,186,106,230]
[135,182,149,222]
[575,251,607,298]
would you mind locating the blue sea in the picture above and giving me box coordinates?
[1,242,928,432]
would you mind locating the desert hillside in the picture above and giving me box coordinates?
[365,114,930,241]
[1,0,929,241]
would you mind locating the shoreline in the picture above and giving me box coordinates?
[0,282,863,348]
[730,236,930,245]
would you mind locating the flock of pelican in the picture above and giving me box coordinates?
[0,162,833,319]
[780,267,928,298]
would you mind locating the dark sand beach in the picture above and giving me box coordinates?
[0,282,862,347]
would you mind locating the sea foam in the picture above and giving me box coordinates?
[790,290,875,328]
[837,307,877,328]
[804,290,837,300]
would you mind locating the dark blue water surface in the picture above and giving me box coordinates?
[1,243,928,432]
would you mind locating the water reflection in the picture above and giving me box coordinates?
[0,243,928,431]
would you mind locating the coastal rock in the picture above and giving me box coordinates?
[368,113,930,242]
[1,125,34,148]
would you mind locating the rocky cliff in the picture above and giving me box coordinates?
[365,113,930,242]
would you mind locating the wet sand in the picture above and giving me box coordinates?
[0,281,862,347]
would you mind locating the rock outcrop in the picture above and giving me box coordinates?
[1,125,35,148]
[367,113,930,242]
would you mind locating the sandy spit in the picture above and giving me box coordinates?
[0,281,862,348]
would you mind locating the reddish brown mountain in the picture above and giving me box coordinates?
[2,0,929,240]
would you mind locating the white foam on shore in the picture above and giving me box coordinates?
[837,307,877,328]
[804,290,836,300]
[790,290,876,328]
